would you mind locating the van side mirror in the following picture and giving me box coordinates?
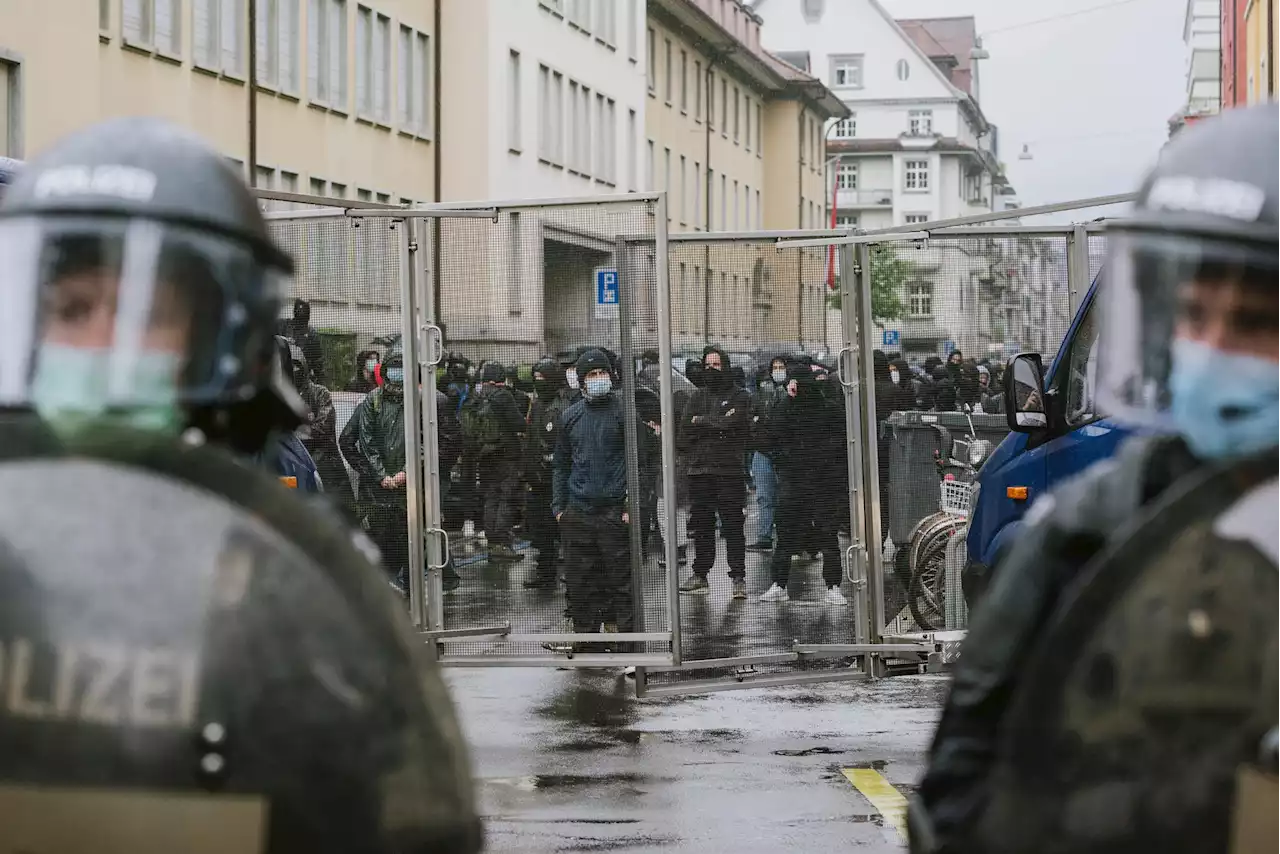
[1005,353,1048,433]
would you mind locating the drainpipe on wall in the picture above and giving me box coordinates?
[432,0,443,332]
[796,105,806,347]
[1269,0,1276,98]
[702,55,716,342]
[248,0,258,185]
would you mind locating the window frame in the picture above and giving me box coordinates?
[904,158,931,192]
[122,0,184,62]
[829,54,864,88]
[907,281,934,318]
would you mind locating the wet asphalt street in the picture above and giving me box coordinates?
[446,667,948,853]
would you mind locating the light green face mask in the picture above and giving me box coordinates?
[32,344,184,437]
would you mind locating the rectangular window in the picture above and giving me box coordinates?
[123,0,182,56]
[580,84,591,176]
[837,162,858,190]
[538,0,565,14]
[720,174,726,228]
[357,188,371,201]
[755,189,761,228]
[100,0,110,32]
[330,182,346,198]
[646,139,654,190]
[707,168,714,226]
[602,97,616,183]
[595,92,607,180]
[567,81,579,172]
[375,190,389,204]
[309,177,327,196]
[552,71,564,163]
[679,50,688,112]
[398,26,431,136]
[720,78,727,135]
[744,96,751,150]
[663,146,671,195]
[830,54,864,88]
[355,7,390,122]
[307,0,348,107]
[595,0,615,46]
[904,213,930,224]
[254,165,275,190]
[904,158,930,191]
[538,64,551,160]
[254,0,301,93]
[694,60,703,121]
[908,109,933,136]
[732,179,739,229]
[627,108,637,190]
[744,183,750,227]
[693,161,701,228]
[836,214,859,228]
[833,114,856,138]
[508,51,522,152]
[195,0,246,74]
[647,27,655,94]
[679,154,686,224]
[733,86,740,142]
[627,0,638,61]
[908,282,934,317]
[280,171,298,193]
[707,71,715,129]
[755,103,762,158]
[663,38,672,104]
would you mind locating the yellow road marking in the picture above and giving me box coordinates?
[842,767,909,844]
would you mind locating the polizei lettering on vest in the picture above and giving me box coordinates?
[0,638,200,728]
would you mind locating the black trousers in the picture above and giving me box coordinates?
[770,481,843,589]
[689,473,746,580]
[527,476,559,576]
[478,456,520,546]
[560,505,632,631]
[370,501,408,582]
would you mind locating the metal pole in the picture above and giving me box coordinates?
[654,193,681,666]
[247,0,258,185]
[415,217,446,635]
[398,218,428,631]
[1067,224,1091,316]
[855,243,887,641]
[837,244,870,647]
[614,237,648,649]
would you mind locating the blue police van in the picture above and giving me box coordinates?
[962,268,1134,604]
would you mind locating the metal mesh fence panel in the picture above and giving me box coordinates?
[427,198,669,660]
[872,231,1074,635]
[263,197,408,551]
[640,234,867,691]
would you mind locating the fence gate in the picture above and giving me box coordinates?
[395,193,680,667]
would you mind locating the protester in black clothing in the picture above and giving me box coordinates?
[460,362,526,560]
[523,358,573,588]
[930,364,958,412]
[759,361,849,603]
[348,349,380,393]
[552,349,634,640]
[282,298,325,384]
[677,346,753,599]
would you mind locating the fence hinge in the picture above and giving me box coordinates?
[408,240,420,252]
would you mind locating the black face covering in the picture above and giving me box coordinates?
[534,379,556,399]
[704,366,730,391]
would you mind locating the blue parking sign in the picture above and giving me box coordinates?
[882,329,900,348]
[595,269,619,319]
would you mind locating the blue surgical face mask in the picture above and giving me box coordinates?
[385,366,405,384]
[771,369,787,384]
[32,344,183,435]
[1169,338,1279,461]
[584,376,612,399]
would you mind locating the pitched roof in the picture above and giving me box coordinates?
[896,16,978,96]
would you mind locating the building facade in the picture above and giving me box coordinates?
[644,0,847,352]
[1244,0,1278,103]
[1184,0,1224,119]
[1223,0,1250,108]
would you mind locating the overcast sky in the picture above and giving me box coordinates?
[877,0,1188,222]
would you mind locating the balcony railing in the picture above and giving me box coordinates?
[835,187,894,207]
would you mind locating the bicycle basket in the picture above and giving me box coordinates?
[940,479,972,515]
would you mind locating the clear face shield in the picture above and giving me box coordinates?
[0,215,289,434]
[1097,230,1279,460]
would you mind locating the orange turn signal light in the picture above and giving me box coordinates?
[1007,486,1029,501]
[280,476,299,489]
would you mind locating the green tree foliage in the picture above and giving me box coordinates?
[826,244,909,326]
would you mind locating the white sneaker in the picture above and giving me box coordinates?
[759,583,789,602]
[825,586,849,606]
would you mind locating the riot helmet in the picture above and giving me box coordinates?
[1097,103,1278,461]
[0,118,293,440]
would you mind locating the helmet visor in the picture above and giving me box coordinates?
[0,215,290,413]
[1097,230,1279,428]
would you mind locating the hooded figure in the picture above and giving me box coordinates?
[460,360,526,560]
[288,298,325,384]
[676,345,754,598]
[552,348,636,644]
[522,357,573,588]
[747,355,791,551]
[890,358,920,411]
[955,360,984,411]
[931,364,958,412]
[757,360,850,603]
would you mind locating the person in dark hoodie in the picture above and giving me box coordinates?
[677,345,754,599]
[747,356,790,551]
[552,349,635,642]
[284,298,325,384]
[461,361,527,560]
[930,364,958,412]
[758,360,850,603]
[347,349,381,393]
[523,357,573,589]
[889,357,920,412]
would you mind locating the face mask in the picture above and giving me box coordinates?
[584,376,612,399]
[32,344,182,435]
[534,379,556,399]
[771,369,787,384]
[1169,338,1279,461]
[385,367,405,384]
[889,369,900,385]
[565,368,579,390]
[365,359,378,374]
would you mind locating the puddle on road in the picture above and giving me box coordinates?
[557,729,645,753]
[773,746,845,757]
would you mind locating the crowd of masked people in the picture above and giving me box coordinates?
[268,298,1008,638]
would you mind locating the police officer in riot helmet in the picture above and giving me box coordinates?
[0,117,481,851]
[910,103,1278,854]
